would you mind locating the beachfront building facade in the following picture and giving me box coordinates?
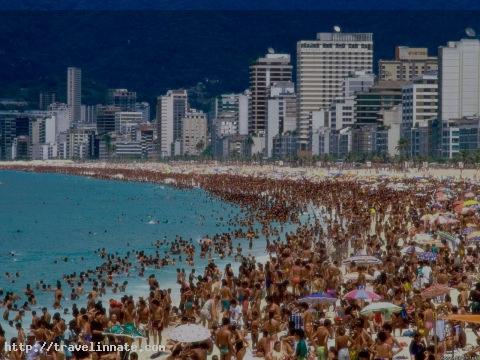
[181,109,207,156]
[156,90,188,158]
[96,105,121,136]
[67,67,82,126]
[114,111,144,136]
[296,32,373,152]
[265,81,297,158]
[439,38,480,158]
[379,46,438,81]
[355,81,406,124]
[342,71,375,97]
[39,92,56,111]
[214,92,249,137]
[249,51,292,138]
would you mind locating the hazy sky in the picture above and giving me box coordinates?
[1,0,479,10]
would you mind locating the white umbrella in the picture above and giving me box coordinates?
[400,246,425,255]
[343,255,382,265]
[164,324,211,343]
[360,302,402,315]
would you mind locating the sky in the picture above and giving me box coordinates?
[0,0,479,10]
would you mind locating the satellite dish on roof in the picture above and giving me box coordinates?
[333,25,341,33]
[267,47,275,54]
[466,27,476,37]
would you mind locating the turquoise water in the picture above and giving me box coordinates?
[0,170,267,338]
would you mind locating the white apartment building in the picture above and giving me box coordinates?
[67,67,82,125]
[439,38,480,123]
[156,90,188,157]
[329,96,356,130]
[115,111,144,136]
[182,109,207,156]
[265,81,297,157]
[342,71,375,97]
[297,32,373,151]
[249,52,292,136]
[402,72,438,131]
[214,92,249,137]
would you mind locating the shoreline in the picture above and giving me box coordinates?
[1,160,480,185]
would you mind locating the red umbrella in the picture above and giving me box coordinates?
[421,284,451,299]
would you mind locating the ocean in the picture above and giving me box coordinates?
[0,170,268,338]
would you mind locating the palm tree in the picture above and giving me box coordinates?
[396,138,410,158]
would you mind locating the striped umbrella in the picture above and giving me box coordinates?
[344,288,382,302]
[436,231,457,243]
[421,284,451,299]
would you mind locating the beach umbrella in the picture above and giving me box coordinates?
[164,323,211,343]
[435,215,458,225]
[360,302,402,315]
[343,255,382,265]
[420,214,432,221]
[414,233,434,243]
[436,231,458,243]
[344,288,382,302]
[343,272,374,282]
[418,251,438,262]
[103,324,146,339]
[400,246,425,255]
[445,314,480,324]
[464,199,479,207]
[467,231,480,242]
[299,292,337,306]
[464,192,476,199]
[421,284,451,299]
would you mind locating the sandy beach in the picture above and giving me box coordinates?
[1,160,480,360]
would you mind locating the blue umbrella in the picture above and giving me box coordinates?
[299,292,337,306]
[418,251,437,262]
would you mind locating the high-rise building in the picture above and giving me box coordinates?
[0,112,17,160]
[67,67,82,125]
[379,46,438,81]
[156,90,188,157]
[115,111,144,136]
[355,81,407,124]
[214,92,249,137]
[135,102,151,122]
[107,89,137,111]
[266,81,297,158]
[249,51,292,136]
[438,38,480,124]
[342,71,375,97]
[39,92,56,110]
[96,105,120,135]
[81,105,97,124]
[329,96,356,130]
[297,32,373,151]
[182,109,207,156]
[401,72,438,139]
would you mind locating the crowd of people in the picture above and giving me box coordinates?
[1,164,480,360]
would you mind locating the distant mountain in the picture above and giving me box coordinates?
[1,0,480,10]
[0,10,478,109]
